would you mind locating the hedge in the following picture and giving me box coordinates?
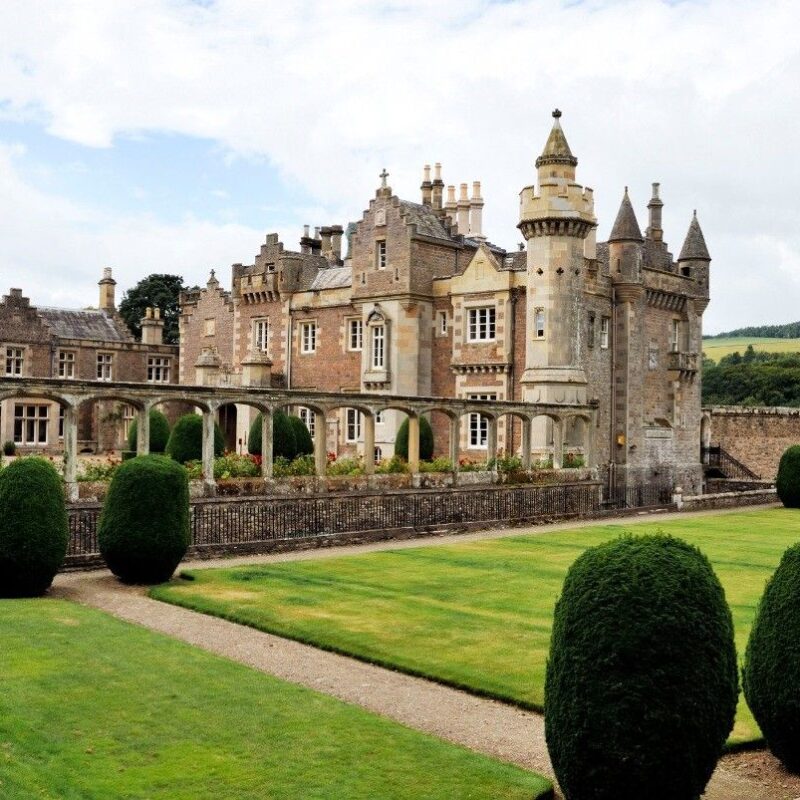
[744,542,800,770]
[248,411,297,460]
[395,416,434,461]
[98,454,190,584]
[545,534,738,800]
[289,415,314,456]
[165,413,224,464]
[0,457,69,597]
[776,445,800,508]
[127,408,171,453]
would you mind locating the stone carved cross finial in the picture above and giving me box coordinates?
[379,168,389,188]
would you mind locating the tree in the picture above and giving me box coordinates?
[395,416,434,461]
[118,274,185,344]
[248,411,297,460]
[165,413,224,464]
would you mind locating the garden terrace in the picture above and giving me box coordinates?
[0,376,596,498]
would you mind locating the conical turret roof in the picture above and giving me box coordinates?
[678,211,711,261]
[535,109,578,169]
[608,188,643,242]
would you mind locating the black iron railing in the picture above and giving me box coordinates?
[66,481,674,561]
[701,445,761,480]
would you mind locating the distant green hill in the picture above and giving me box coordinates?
[705,321,800,339]
[704,337,800,362]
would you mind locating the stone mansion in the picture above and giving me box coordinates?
[180,111,711,491]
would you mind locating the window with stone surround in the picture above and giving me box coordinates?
[300,321,317,354]
[375,240,387,270]
[147,356,171,383]
[670,319,680,352]
[298,406,316,437]
[345,408,362,442]
[467,307,496,342]
[600,317,610,349]
[348,318,363,351]
[438,311,448,336]
[467,393,497,448]
[5,347,23,376]
[535,309,546,339]
[253,318,269,353]
[96,352,113,381]
[58,350,76,379]
[13,403,48,446]
[371,324,385,369]
[374,446,382,463]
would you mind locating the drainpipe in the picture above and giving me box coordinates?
[286,306,293,390]
[508,288,517,453]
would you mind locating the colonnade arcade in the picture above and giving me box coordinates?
[0,377,597,497]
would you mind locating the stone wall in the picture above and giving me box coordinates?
[706,406,800,480]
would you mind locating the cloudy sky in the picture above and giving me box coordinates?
[0,0,798,333]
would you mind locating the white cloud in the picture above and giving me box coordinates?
[0,0,799,331]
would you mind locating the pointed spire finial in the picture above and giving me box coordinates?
[609,188,643,242]
[536,110,577,169]
[679,211,711,261]
[552,108,562,119]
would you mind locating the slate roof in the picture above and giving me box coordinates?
[309,266,352,291]
[37,307,133,342]
[608,189,644,242]
[678,213,711,261]
[398,201,452,241]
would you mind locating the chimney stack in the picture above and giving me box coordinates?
[420,164,432,205]
[646,182,664,242]
[320,226,333,260]
[469,180,485,240]
[98,267,116,312]
[141,306,166,345]
[330,225,344,263]
[300,224,314,254]
[457,183,471,237]
[431,162,444,211]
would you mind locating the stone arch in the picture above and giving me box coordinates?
[562,412,593,468]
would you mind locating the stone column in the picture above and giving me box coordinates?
[407,415,420,473]
[63,405,78,501]
[582,415,593,471]
[202,409,216,493]
[553,418,564,470]
[136,406,150,456]
[261,411,273,479]
[487,417,498,471]
[521,417,532,471]
[314,410,327,477]
[449,416,460,472]
[363,413,375,476]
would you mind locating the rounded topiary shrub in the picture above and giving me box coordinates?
[394,416,434,461]
[127,409,171,453]
[776,445,800,508]
[98,454,189,584]
[0,457,68,597]
[289,415,314,456]
[248,411,297,460]
[743,542,800,771]
[165,413,223,464]
[545,534,738,800]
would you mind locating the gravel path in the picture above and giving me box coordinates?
[52,505,780,799]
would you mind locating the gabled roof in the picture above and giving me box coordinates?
[38,307,133,342]
[678,212,711,261]
[608,188,644,242]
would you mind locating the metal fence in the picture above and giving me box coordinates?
[601,482,674,510]
[66,480,672,562]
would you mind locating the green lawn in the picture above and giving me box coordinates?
[0,600,552,800]
[152,507,798,747]
[703,335,800,361]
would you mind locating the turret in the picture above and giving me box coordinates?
[608,188,643,283]
[678,211,711,294]
[518,109,597,407]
